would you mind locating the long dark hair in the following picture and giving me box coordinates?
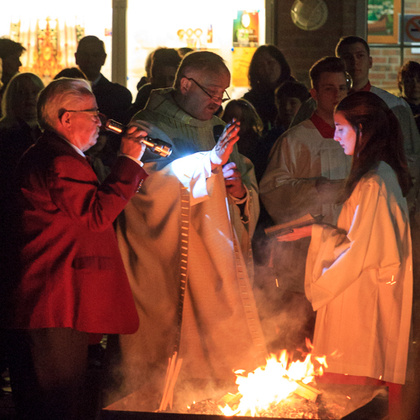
[248,45,292,90]
[336,91,411,198]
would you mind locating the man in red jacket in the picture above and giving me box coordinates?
[4,78,148,420]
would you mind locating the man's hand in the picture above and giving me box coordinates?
[223,162,246,199]
[210,119,240,167]
[120,124,147,161]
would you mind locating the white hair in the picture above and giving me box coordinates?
[37,77,93,131]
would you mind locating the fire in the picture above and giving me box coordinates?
[218,342,328,417]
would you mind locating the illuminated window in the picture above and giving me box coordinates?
[126,0,266,98]
[0,0,112,84]
[367,0,420,94]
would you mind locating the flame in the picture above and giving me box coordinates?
[218,342,327,417]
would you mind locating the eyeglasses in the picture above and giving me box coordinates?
[59,108,100,119]
[185,77,230,103]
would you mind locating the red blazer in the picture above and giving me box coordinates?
[9,131,147,334]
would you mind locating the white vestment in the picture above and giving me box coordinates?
[370,86,420,158]
[306,162,413,384]
[112,89,267,407]
[259,119,351,293]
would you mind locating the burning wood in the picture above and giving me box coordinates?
[187,345,332,418]
[218,392,243,407]
[215,379,321,413]
[294,381,322,403]
[105,341,383,419]
[214,380,321,416]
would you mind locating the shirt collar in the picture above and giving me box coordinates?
[59,135,87,158]
[310,113,335,138]
[350,80,371,94]
[91,74,102,87]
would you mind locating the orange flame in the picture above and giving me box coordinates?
[218,342,327,417]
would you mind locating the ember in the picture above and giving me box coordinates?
[188,395,324,418]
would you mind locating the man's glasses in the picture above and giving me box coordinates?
[185,77,230,103]
[59,108,100,119]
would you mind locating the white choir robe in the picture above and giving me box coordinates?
[305,162,412,384]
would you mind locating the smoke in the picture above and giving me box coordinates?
[101,334,171,411]
[102,233,317,413]
[101,335,238,413]
[252,234,316,357]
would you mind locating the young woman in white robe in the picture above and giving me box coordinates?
[278,91,413,419]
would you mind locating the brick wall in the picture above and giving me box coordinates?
[275,0,358,88]
[405,0,420,13]
[370,47,401,95]
[367,0,420,95]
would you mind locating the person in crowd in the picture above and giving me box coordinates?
[0,71,44,251]
[221,98,265,179]
[288,96,318,129]
[269,79,311,154]
[336,40,420,389]
[136,50,154,91]
[178,46,194,58]
[128,47,182,118]
[3,77,148,420]
[397,61,420,418]
[53,65,110,181]
[232,80,311,187]
[278,91,412,420]
[75,35,132,123]
[53,64,110,361]
[54,66,87,80]
[0,38,26,114]
[0,72,44,172]
[243,44,294,132]
[75,35,133,166]
[221,98,273,275]
[258,57,351,353]
[398,60,420,132]
[0,71,44,406]
[106,51,267,410]
[274,80,310,132]
[338,37,420,328]
[291,36,420,161]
